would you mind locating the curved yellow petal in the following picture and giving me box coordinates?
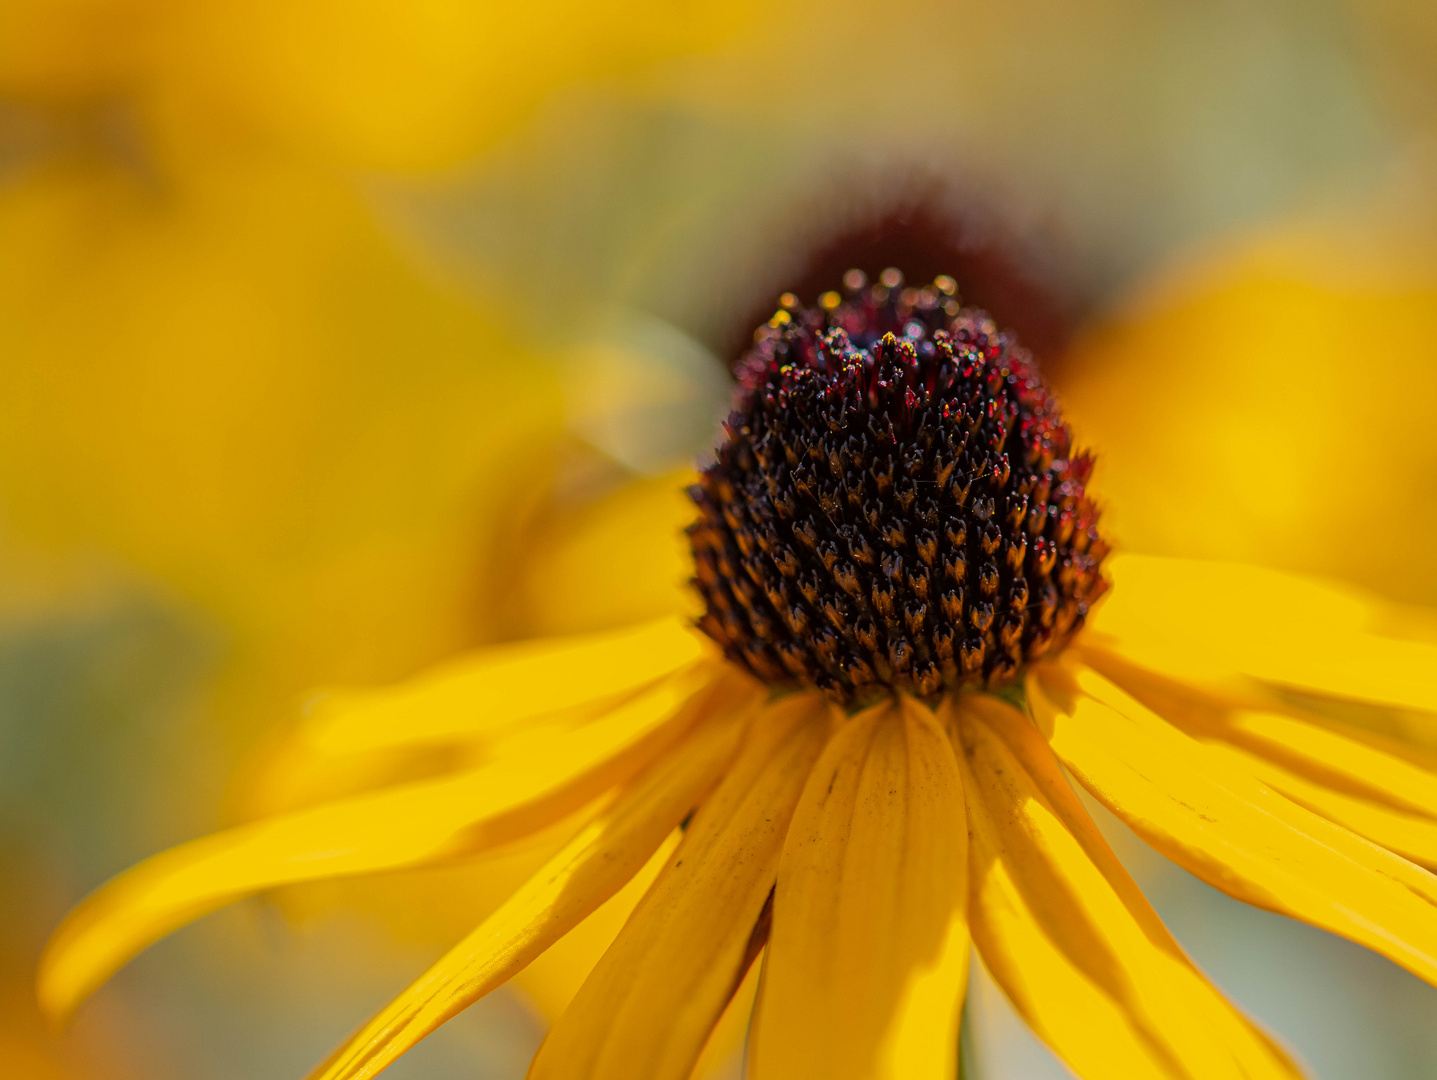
[1275,694,1437,772]
[515,468,702,637]
[692,948,764,1080]
[1092,555,1374,646]
[1031,662,1437,988]
[955,694,1302,1080]
[297,618,709,757]
[38,669,722,1022]
[1237,633,1437,717]
[1089,556,1437,714]
[1085,643,1437,818]
[1200,740,1437,871]
[245,619,715,817]
[1086,645,1437,867]
[507,829,674,1022]
[749,698,968,1080]
[527,691,837,1080]
[1062,256,1437,612]
[308,693,759,1080]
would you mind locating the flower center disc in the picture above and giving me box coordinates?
[689,269,1109,704]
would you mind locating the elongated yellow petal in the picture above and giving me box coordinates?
[692,945,764,1080]
[1276,694,1437,772]
[299,618,709,756]
[1092,555,1374,646]
[1200,740,1437,870]
[1234,633,1437,717]
[1031,662,1437,988]
[955,694,1302,1080]
[38,670,729,1022]
[1089,556,1437,714]
[527,691,838,1080]
[1082,642,1437,808]
[245,621,717,819]
[1084,646,1437,865]
[516,468,703,637]
[308,696,759,1080]
[749,698,968,1080]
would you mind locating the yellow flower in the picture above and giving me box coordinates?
[1061,227,1437,607]
[0,0,753,171]
[37,276,1437,1080]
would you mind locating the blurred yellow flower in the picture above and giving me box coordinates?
[1,0,754,170]
[1062,229,1437,607]
[0,0,759,688]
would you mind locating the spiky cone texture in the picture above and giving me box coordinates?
[690,282,1107,703]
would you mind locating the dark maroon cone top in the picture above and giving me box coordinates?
[688,270,1109,704]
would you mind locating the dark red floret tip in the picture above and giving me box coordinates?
[688,270,1109,704]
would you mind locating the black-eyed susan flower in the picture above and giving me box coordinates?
[37,271,1437,1080]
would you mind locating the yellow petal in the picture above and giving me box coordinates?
[245,619,717,816]
[1084,646,1437,867]
[1031,662,1437,988]
[527,691,837,1080]
[514,468,702,637]
[1200,740,1437,871]
[297,618,710,757]
[1274,692,1437,770]
[507,829,674,1022]
[1088,555,1437,714]
[308,696,757,1080]
[1084,642,1437,818]
[955,693,1302,1080]
[1061,251,1437,611]
[692,945,764,1080]
[1236,633,1437,717]
[1092,555,1374,647]
[38,669,731,1022]
[749,698,969,1080]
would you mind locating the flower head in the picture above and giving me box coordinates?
[692,271,1106,700]
[36,271,1437,1080]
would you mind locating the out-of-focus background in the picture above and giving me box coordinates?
[3,1,1437,1077]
